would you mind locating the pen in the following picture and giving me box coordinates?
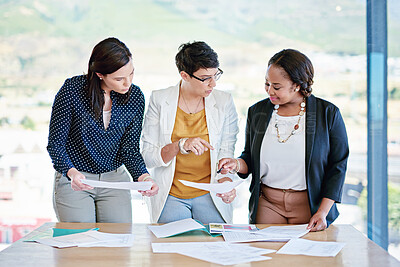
[216,167,223,174]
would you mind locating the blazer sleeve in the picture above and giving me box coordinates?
[217,93,239,159]
[321,107,349,202]
[141,91,171,169]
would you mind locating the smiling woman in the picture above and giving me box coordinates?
[46,37,159,223]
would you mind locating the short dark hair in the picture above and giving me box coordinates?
[175,41,219,75]
[87,37,132,118]
[268,49,314,97]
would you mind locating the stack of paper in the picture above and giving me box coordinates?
[35,230,134,248]
[209,223,258,234]
[152,242,275,265]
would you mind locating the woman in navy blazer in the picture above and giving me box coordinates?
[219,49,349,231]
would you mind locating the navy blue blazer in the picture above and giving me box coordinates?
[238,94,349,226]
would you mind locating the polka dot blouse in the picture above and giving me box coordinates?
[47,75,148,181]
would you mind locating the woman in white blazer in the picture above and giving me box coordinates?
[141,41,239,224]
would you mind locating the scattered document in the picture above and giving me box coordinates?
[36,230,134,248]
[152,241,275,254]
[276,238,345,257]
[179,179,243,193]
[223,224,311,243]
[148,218,207,238]
[222,231,293,243]
[209,223,258,233]
[152,242,274,265]
[82,180,152,191]
[258,224,310,238]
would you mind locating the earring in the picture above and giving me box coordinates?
[99,77,103,80]
[295,88,299,92]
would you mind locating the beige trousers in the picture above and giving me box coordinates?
[256,184,311,224]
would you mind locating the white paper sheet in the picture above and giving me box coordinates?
[222,231,293,242]
[258,224,310,238]
[276,238,345,257]
[179,179,243,193]
[36,230,134,248]
[151,242,275,255]
[152,242,274,265]
[148,218,206,238]
[81,180,152,191]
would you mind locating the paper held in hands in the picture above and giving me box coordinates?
[179,179,243,193]
[81,180,152,191]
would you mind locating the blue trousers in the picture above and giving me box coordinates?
[158,193,225,224]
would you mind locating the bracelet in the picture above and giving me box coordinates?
[229,158,240,174]
[178,138,190,154]
[142,175,152,182]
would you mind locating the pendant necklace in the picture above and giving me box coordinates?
[274,99,306,143]
[181,88,203,114]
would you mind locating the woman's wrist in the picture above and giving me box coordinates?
[142,175,152,182]
[229,158,240,174]
[178,138,190,154]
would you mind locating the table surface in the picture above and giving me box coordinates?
[0,222,399,267]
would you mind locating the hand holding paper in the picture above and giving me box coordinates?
[81,180,152,191]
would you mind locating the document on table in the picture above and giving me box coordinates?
[152,242,275,265]
[209,223,258,233]
[222,231,293,242]
[81,180,152,191]
[148,218,206,238]
[276,238,345,257]
[36,230,134,248]
[179,179,243,193]
[257,224,310,238]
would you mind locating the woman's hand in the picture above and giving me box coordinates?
[184,137,214,156]
[307,198,334,231]
[217,158,238,174]
[307,211,328,232]
[138,174,159,197]
[67,168,94,191]
[216,177,237,204]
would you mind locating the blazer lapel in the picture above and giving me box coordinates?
[205,92,218,144]
[305,95,316,181]
[253,99,273,173]
[163,83,180,144]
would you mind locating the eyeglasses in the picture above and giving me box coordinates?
[189,68,223,83]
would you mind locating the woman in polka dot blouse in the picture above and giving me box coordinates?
[47,37,159,223]
[141,41,239,224]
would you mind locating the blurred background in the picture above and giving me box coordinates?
[0,0,399,260]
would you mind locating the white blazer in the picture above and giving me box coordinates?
[141,83,239,223]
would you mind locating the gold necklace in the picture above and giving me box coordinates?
[274,99,306,143]
[180,89,203,114]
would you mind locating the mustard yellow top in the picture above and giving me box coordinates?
[170,107,211,199]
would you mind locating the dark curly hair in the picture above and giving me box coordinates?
[268,49,314,97]
[175,41,219,75]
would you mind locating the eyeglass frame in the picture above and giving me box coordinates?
[188,68,223,83]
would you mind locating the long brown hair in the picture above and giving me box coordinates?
[87,37,132,119]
